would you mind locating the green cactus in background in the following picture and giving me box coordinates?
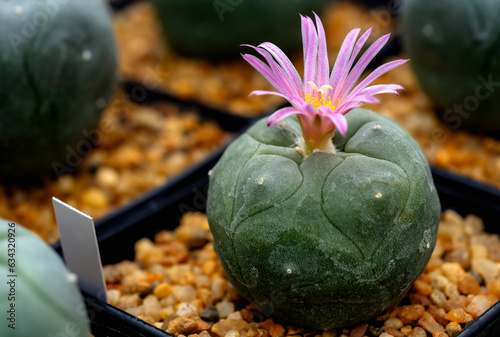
[402,0,500,133]
[0,219,90,336]
[0,0,117,178]
[151,0,330,59]
[207,15,440,329]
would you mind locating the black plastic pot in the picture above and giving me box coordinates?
[79,160,500,336]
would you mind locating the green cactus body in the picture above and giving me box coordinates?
[0,0,117,178]
[207,108,440,329]
[151,0,329,59]
[402,0,500,132]
[0,219,90,336]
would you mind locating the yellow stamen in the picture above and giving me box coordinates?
[305,82,336,110]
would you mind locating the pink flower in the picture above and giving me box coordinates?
[242,13,407,155]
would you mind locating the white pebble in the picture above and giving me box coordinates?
[216,300,235,319]
[176,302,198,316]
[173,285,196,302]
[227,311,242,320]
[375,193,382,199]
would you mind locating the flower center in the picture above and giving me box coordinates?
[305,81,336,110]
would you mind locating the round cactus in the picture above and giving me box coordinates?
[0,219,90,336]
[0,0,117,178]
[402,0,500,133]
[151,0,329,59]
[207,109,440,328]
[207,15,440,329]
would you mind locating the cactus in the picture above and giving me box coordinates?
[207,15,440,329]
[402,0,500,133]
[151,0,329,59]
[0,0,117,178]
[0,219,90,336]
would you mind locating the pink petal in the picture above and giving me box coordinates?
[339,33,391,100]
[258,42,303,97]
[302,15,318,95]
[242,53,291,96]
[298,101,318,119]
[329,28,360,96]
[326,113,348,136]
[331,28,372,102]
[313,12,329,86]
[243,45,299,98]
[359,84,405,97]
[345,59,409,102]
[250,91,304,109]
[267,107,301,126]
[334,99,365,116]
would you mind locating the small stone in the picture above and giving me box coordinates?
[143,295,162,321]
[269,324,286,337]
[166,316,198,335]
[247,329,269,337]
[216,300,235,319]
[445,322,462,337]
[176,302,198,316]
[106,289,121,307]
[466,295,491,318]
[432,333,448,337]
[444,283,460,299]
[470,243,489,259]
[258,318,274,330]
[226,330,241,337]
[322,329,337,337]
[444,308,472,323]
[349,323,368,337]
[212,278,226,300]
[384,327,404,337]
[427,305,448,326]
[154,283,174,298]
[174,285,197,302]
[81,187,109,208]
[400,325,412,336]
[399,304,425,324]
[212,320,250,337]
[408,326,427,337]
[488,280,500,298]
[430,289,447,308]
[200,306,219,322]
[472,258,499,285]
[227,311,243,320]
[195,319,211,332]
[384,318,403,330]
[413,280,433,296]
[441,263,465,283]
[379,333,393,337]
[458,273,481,295]
[96,167,119,188]
[418,312,444,334]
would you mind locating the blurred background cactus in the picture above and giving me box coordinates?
[0,0,117,179]
[151,0,331,59]
[0,219,90,336]
[402,0,500,134]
